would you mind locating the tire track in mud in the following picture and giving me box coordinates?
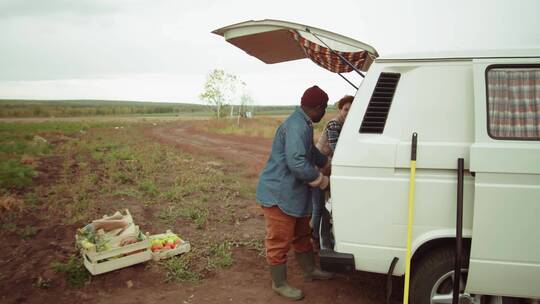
[146,123,272,177]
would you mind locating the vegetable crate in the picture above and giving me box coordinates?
[149,230,191,261]
[81,231,152,275]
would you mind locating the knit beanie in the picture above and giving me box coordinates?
[301,85,329,108]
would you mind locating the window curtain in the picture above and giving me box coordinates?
[487,68,540,139]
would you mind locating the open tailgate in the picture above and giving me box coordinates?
[212,19,378,73]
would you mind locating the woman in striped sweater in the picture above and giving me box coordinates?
[312,95,354,250]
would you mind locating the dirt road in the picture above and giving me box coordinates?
[148,123,271,177]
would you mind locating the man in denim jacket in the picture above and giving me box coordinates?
[256,85,333,301]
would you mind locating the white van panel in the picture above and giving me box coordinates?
[471,142,540,174]
[335,62,474,170]
[467,173,540,298]
[332,61,477,275]
[391,64,474,169]
[331,166,475,275]
[467,261,540,298]
[336,226,473,275]
[467,59,540,298]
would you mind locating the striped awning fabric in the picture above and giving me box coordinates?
[290,30,375,73]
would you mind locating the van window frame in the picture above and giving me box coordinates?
[485,63,540,141]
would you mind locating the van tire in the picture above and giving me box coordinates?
[410,245,468,304]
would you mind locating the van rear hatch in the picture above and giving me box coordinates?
[212,19,379,73]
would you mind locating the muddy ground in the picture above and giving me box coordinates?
[0,121,402,304]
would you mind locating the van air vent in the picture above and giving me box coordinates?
[359,72,401,134]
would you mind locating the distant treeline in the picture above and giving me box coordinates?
[0,99,208,118]
[0,99,299,118]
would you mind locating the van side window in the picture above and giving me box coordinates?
[486,65,540,140]
[359,72,400,134]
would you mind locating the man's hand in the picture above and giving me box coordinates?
[309,173,330,190]
[319,175,329,190]
[320,160,331,176]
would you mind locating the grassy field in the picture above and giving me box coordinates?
[0,99,210,118]
[0,99,298,118]
[0,119,263,288]
[202,117,284,139]
[202,115,331,139]
[0,100,337,294]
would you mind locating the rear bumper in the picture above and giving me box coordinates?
[319,249,355,273]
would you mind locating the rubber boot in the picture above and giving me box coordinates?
[270,264,304,301]
[295,250,334,281]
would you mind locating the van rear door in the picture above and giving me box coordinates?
[212,19,378,73]
[467,59,540,298]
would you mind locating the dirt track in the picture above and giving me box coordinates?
[147,123,272,177]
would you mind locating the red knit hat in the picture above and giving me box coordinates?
[301,85,329,108]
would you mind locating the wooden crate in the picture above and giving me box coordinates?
[81,232,152,275]
[151,242,191,261]
[149,230,191,261]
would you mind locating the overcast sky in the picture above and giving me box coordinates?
[0,0,539,105]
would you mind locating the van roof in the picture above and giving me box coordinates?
[380,49,540,61]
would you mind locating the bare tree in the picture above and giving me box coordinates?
[239,91,254,117]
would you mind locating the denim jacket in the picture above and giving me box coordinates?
[256,107,327,217]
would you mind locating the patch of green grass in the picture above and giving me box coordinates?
[157,204,181,222]
[109,149,134,161]
[112,188,138,197]
[24,192,39,208]
[201,116,331,140]
[95,141,120,151]
[219,202,236,224]
[0,121,116,193]
[19,226,38,239]
[207,241,233,269]
[160,252,201,283]
[0,159,36,189]
[112,170,132,184]
[35,276,51,289]
[90,150,105,160]
[0,136,50,155]
[51,256,90,288]
[202,117,285,139]
[158,201,209,229]
[137,179,158,196]
[1,222,17,233]
[163,186,182,202]
[0,121,92,134]
[66,196,91,224]
[142,200,155,208]
[182,204,208,229]
[231,239,265,256]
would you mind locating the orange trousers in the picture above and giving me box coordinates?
[262,205,312,265]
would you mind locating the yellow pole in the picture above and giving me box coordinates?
[403,132,418,304]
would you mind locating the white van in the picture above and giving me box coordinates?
[213,20,540,303]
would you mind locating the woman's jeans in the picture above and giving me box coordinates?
[311,188,333,250]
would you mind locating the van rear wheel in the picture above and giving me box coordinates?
[410,246,504,304]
